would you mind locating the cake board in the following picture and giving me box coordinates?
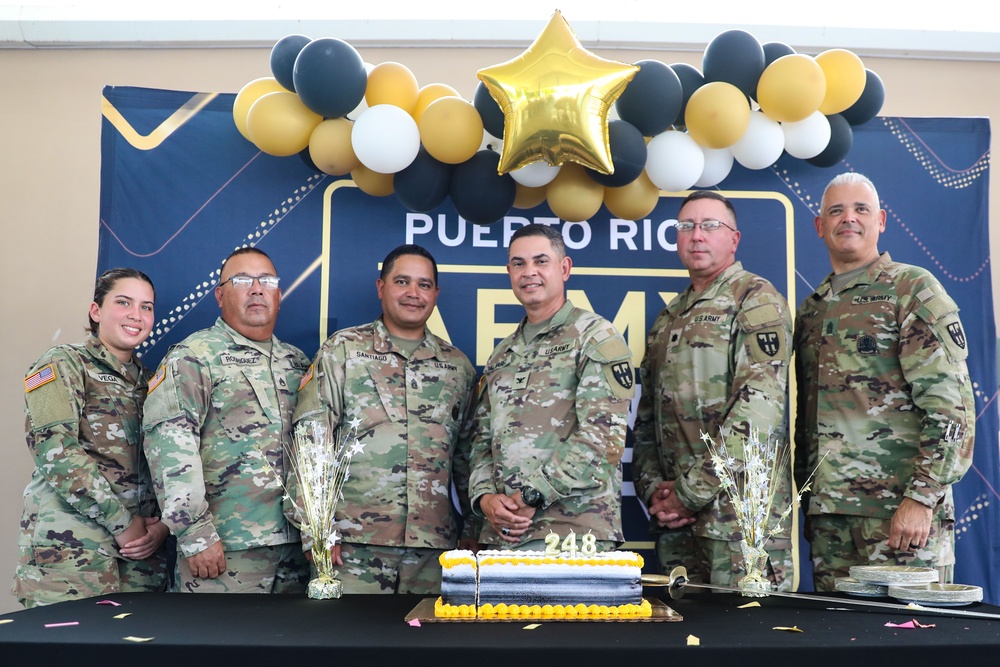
[406,597,682,623]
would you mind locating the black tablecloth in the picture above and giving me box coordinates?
[2,590,998,666]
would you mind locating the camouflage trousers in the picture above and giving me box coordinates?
[339,543,445,594]
[175,542,309,593]
[807,514,954,592]
[655,530,794,592]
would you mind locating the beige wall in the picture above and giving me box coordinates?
[0,46,996,612]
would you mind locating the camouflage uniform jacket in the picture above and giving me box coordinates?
[793,253,975,520]
[16,335,157,560]
[142,318,308,558]
[632,262,793,542]
[468,300,634,544]
[292,317,476,549]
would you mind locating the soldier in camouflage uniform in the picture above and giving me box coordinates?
[632,191,794,590]
[14,268,168,607]
[468,225,634,551]
[794,172,975,591]
[293,245,477,594]
[142,248,310,593]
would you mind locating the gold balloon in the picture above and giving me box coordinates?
[412,83,461,125]
[351,164,394,197]
[604,172,660,221]
[246,91,323,157]
[419,97,484,165]
[308,118,359,176]
[757,54,826,123]
[513,183,548,209]
[546,163,604,222]
[365,61,420,114]
[684,82,752,149]
[477,10,638,175]
[233,77,287,141]
[816,49,866,115]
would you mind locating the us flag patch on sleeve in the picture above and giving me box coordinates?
[148,365,166,393]
[25,364,56,393]
[298,364,314,390]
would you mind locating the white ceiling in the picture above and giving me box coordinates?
[1,1,997,60]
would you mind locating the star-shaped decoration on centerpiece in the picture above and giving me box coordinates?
[477,10,638,175]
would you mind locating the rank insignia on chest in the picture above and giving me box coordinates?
[611,362,634,389]
[755,331,780,357]
[947,322,967,349]
[857,334,878,355]
[513,372,530,390]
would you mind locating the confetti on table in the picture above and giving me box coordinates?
[773,626,804,633]
[686,634,701,646]
[0,619,13,625]
[738,602,761,609]
[885,619,935,629]
[113,613,132,619]
[123,636,155,643]
[407,619,421,627]
[523,623,541,630]
[45,622,79,628]
[96,600,121,607]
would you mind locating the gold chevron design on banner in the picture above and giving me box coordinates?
[101,92,219,150]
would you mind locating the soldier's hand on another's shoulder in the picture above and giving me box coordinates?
[186,541,226,579]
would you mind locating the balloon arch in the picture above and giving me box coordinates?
[234,11,885,224]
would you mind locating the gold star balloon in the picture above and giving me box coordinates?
[478,11,638,175]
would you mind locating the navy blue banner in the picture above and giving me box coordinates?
[99,86,997,601]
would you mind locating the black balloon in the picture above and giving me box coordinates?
[762,42,796,67]
[807,114,854,168]
[474,81,505,139]
[450,151,516,225]
[702,30,765,98]
[270,34,311,92]
[841,69,885,126]
[614,60,683,136]
[394,148,453,213]
[293,38,367,118]
[586,120,648,187]
[298,146,322,173]
[670,63,705,128]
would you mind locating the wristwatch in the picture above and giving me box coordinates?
[520,485,544,508]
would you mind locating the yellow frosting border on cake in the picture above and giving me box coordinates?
[434,597,652,620]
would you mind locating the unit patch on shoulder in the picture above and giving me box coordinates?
[25,364,56,393]
[147,365,166,393]
[947,322,967,349]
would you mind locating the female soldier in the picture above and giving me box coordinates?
[13,267,169,606]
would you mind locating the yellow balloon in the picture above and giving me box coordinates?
[233,77,287,141]
[604,172,660,221]
[419,97,485,165]
[546,163,604,222]
[816,49,866,115]
[684,82,752,149]
[351,164,394,197]
[477,10,638,174]
[308,118,360,176]
[246,91,323,157]
[412,83,461,125]
[756,54,826,123]
[365,62,420,114]
[513,183,548,209]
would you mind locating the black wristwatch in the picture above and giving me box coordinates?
[520,485,544,508]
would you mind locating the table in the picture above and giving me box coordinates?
[2,591,998,666]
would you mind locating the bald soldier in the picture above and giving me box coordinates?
[468,224,635,552]
[143,248,310,593]
[794,172,975,591]
[293,245,476,594]
[632,190,794,590]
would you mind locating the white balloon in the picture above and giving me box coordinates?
[346,62,375,120]
[351,104,420,174]
[479,129,503,154]
[694,147,734,188]
[731,110,785,170]
[645,130,705,192]
[782,111,832,159]
[510,161,561,187]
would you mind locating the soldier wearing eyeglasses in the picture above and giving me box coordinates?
[632,190,794,590]
[794,172,975,591]
[142,247,311,593]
